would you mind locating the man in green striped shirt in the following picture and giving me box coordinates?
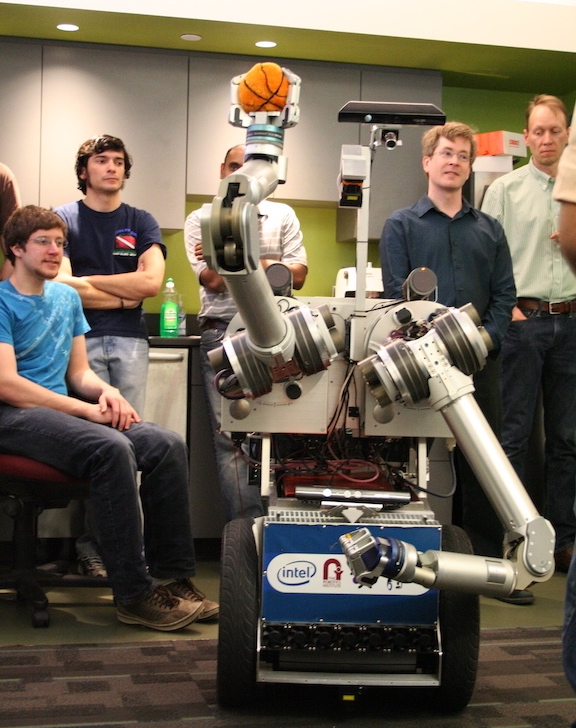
[482,94,575,584]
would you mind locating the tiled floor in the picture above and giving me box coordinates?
[0,557,568,647]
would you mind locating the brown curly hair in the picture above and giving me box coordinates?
[75,135,133,194]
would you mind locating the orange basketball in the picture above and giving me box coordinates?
[238,62,289,113]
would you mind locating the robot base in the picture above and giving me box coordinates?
[217,510,479,712]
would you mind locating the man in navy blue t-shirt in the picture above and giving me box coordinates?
[55,135,166,577]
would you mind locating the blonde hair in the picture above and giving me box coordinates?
[421,122,478,165]
[525,94,569,129]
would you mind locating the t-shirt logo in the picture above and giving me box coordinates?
[114,230,137,257]
[115,234,136,250]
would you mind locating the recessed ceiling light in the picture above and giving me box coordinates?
[255,41,277,49]
[181,34,202,42]
[57,23,79,32]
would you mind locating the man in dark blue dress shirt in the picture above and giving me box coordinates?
[380,122,524,603]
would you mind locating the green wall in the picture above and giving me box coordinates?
[443,86,575,132]
[136,85,576,316]
[442,87,531,134]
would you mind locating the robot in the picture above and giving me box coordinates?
[200,66,556,711]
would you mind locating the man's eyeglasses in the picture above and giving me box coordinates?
[434,149,471,163]
[28,236,68,249]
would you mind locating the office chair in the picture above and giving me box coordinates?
[0,453,105,627]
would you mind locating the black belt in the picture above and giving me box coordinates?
[517,298,576,314]
[200,318,228,331]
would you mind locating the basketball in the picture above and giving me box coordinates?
[238,62,289,113]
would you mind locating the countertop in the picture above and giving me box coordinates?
[148,335,200,348]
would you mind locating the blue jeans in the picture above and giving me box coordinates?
[86,336,149,414]
[200,325,264,521]
[500,309,576,552]
[78,336,150,562]
[0,404,196,604]
[564,537,576,694]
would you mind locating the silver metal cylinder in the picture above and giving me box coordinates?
[226,266,288,352]
[419,550,517,596]
[440,393,540,533]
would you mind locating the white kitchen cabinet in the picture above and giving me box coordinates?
[0,40,42,206]
[40,44,188,231]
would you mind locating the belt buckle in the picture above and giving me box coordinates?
[548,302,563,314]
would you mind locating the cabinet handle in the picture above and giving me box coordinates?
[148,352,185,363]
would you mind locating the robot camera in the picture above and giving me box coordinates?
[370,126,402,151]
[338,101,446,126]
[383,131,399,149]
[370,125,403,152]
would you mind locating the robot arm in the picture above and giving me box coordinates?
[341,303,555,598]
[202,155,295,372]
[339,526,521,596]
[199,66,343,398]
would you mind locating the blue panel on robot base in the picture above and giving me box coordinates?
[262,522,440,626]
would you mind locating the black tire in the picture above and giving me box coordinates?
[216,518,260,708]
[434,524,480,712]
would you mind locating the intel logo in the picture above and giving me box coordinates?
[277,560,317,586]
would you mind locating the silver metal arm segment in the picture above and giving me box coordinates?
[201,156,296,370]
[199,67,343,398]
[345,304,555,598]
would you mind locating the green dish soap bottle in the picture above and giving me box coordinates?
[160,278,179,337]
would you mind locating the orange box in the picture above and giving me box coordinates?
[475,130,526,157]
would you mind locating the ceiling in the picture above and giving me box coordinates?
[1,3,576,95]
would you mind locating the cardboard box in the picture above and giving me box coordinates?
[475,130,526,157]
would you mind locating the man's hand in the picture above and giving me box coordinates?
[511,305,528,322]
[58,244,165,306]
[197,240,229,293]
[84,385,141,430]
[57,264,132,310]
[120,298,142,310]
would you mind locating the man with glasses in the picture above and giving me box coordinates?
[482,95,575,579]
[54,135,166,578]
[380,122,520,601]
[0,205,217,630]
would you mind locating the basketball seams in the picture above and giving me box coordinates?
[238,62,289,112]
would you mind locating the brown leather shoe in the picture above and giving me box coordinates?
[555,547,574,574]
[164,578,219,621]
[116,585,204,631]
